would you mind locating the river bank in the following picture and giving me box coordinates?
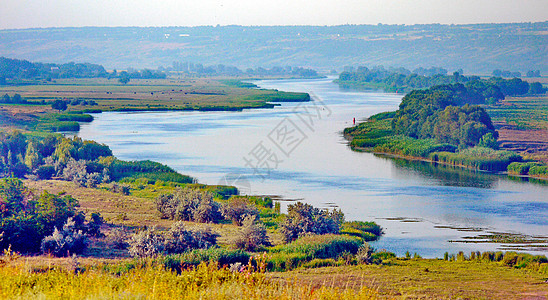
[78,77,548,258]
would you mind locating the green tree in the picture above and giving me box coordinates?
[118,71,130,85]
[478,132,499,149]
[24,141,41,171]
[51,99,67,112]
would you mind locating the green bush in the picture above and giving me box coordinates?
[434,147,521,171]
[101,158,194,183]
[234,215,271,251]
[370,250,396,264]
[36,165,56,179]
[340,221,382,241]
[0,178,88,253]
[302,258,338,268]
[507,162,543,175]
[271,234,363,260]
[267,252,309,272]
[55,113,94,122]
[267,234,363,271]
[280,202,344,243]
[155,188,223,223]
[38,121,80,132]
[173,248,250,269]
[529,165,548,177]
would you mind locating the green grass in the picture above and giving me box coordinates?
[0,77,310,133]
[267,234,363,271]
[346,113,524,172]
[487,95,548,130]
[433,147,522,172]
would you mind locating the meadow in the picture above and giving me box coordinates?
[0,77,309,132]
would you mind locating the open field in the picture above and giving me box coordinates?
[2,254,546,299]
[487,95,548,163]
[0,78,309,131]
[273,259,548,299]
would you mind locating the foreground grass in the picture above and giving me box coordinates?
[1,256,546,299]
[0,262,378,300]
[274,259,548,299]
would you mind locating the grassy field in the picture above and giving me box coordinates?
[273,259,548,299]
[486,95,548,164]
[0,78,309,132]
[1,253,546,299]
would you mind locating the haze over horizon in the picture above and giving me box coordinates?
[1,0,547,30]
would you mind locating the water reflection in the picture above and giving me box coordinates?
[384,155,498,189]
[77,77,548,257]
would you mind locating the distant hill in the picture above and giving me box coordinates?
[0,23,546,73]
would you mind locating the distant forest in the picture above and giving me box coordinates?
[337,66,547,95]
[0,23,546,73]
[0,57,319,84]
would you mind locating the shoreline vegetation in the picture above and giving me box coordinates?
[0,78,311,133]
[1,57,547,297]
[341,68,548,181]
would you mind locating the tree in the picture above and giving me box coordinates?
[528,82,546,95]
[234,215,271,251]
[118,71,130,85]
[118,76,130,85]
[51,99,67,112]
[280,202,344,243]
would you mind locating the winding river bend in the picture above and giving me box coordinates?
[78,77,548,257]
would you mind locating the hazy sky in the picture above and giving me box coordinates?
[1,0,547,29]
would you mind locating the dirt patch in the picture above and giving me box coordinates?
[495,124,548,163]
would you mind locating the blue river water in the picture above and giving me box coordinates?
[78,77,548,257]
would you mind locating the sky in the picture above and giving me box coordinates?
[0,0,547,29]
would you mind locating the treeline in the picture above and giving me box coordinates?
[1,94,28,104]
[492,69,542,78]
[108,69,167,80]
[0,131,194,185]
[0,57,107,82]
[338,66,547,95]
[0,57,168,84]
[169,62,319,78]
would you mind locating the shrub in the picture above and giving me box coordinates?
[156,188,223,223]
[508,162,542,175]
[355,243,373,264]
[163,222,219,254]
[174,248,250,269]
[86,212,103,237]
[529,165,548,177]
[221,197,259,226]
[370,250,396,264]
[193,197,222,223]
[106,227,130,250]
[302,258,338,268]
[234,215,271,251]
[105,159,194,183]
[36,165,56,179]
[268,234,363,271]
[280,202,344,243]
[109,182,130,195]
[434,147,522,171]
[128,227,164,258]
[340,221,383,241]
[40,218,89,257]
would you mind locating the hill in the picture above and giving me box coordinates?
[0,23,546,73]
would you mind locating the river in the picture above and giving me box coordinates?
[78,77,548,258]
